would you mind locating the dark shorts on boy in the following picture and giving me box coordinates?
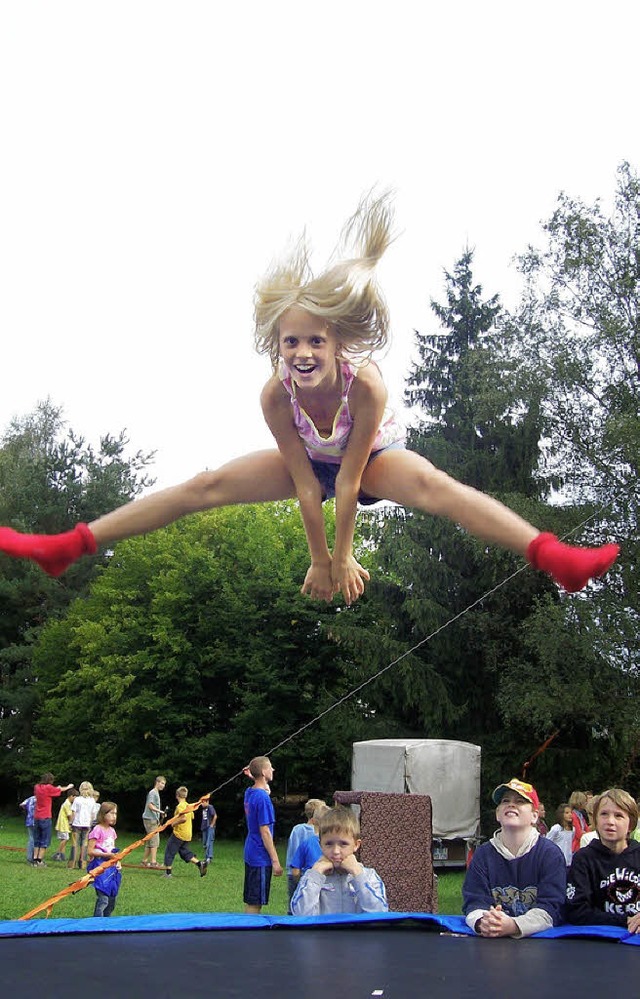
[164,834,195,867]
[311,441,405,506]
[243,862,273,907]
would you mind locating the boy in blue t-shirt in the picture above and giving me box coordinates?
[285,798,327,910]
[243,756,283,914]
[289,802,329,899]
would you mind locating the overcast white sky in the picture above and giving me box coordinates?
[1,1,638,490]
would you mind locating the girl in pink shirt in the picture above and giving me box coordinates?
[88,802,122,917]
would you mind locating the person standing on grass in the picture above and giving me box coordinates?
[163,786,208,878]
[87,802,122,917]
[201,798,217,865]
[70,781,97,870]
[52,786,78,861]
[19,793,36,864]
[142,775,167,867]
[243,757,282,914]
[32,773,74,867]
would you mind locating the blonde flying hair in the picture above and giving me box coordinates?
[254,192,394,368]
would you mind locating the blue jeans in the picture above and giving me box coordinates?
[202,826,216,862]
[33,818,52,850]
[26,826,35,863]
[94,891,117,917]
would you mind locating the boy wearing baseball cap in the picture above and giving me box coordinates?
[462,778,566,938]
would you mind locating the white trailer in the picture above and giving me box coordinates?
[351,738,481,867]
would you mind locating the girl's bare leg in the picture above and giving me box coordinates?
[0,451,297,575]
[361,449,537,552]
[361,449,619,591]
[90,450,297,544]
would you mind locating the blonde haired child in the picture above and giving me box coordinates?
[566,788,640,932]
[163,786,208,878]
[69,780,95,870]
[52,787,77,862]
[291,805,387,916]
[0,196,618,603]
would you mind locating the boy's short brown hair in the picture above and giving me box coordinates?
[248,757,271,779]
[176,786,188,798]
[317,806,361,843]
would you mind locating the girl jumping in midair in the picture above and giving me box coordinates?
[0,196,619,603]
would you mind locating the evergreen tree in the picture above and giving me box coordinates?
[357,250,616,801]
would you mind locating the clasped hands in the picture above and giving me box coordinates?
[301,555,370,606]
[474,904,519,938]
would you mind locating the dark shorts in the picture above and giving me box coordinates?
[311,441,405,506]
[164,834,196,867]
[33,818,52,849]
[243,862,272,907]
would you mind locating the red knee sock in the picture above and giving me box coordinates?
[0,523,97,577]
[526,532,619,592]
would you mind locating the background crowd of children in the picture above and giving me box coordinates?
[17,767,640,932]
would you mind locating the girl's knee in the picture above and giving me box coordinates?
[416,465,453,496]
[182,470,220,512]
[411,466,465,514]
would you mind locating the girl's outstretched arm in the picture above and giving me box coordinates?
[261,377,334,602]
[332,365,387,604]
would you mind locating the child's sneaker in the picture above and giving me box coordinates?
[198,860,209,878]
[163,871,172,878]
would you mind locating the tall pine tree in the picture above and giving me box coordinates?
[359,251,600,799]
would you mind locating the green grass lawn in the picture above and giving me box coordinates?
[0,814,464,922]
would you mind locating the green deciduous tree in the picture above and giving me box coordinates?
[0,401,155,789]
[27,504,385,814]
[508,162,640,780]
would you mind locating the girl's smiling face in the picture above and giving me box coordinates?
[278,307,339,391]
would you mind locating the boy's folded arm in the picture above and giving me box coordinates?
[512,908,553,938]
[290,869,325,916]
[351,869,389,912]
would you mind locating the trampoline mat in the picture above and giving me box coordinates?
[0,927,636,998]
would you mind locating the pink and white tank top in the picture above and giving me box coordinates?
[278,358,405,464]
